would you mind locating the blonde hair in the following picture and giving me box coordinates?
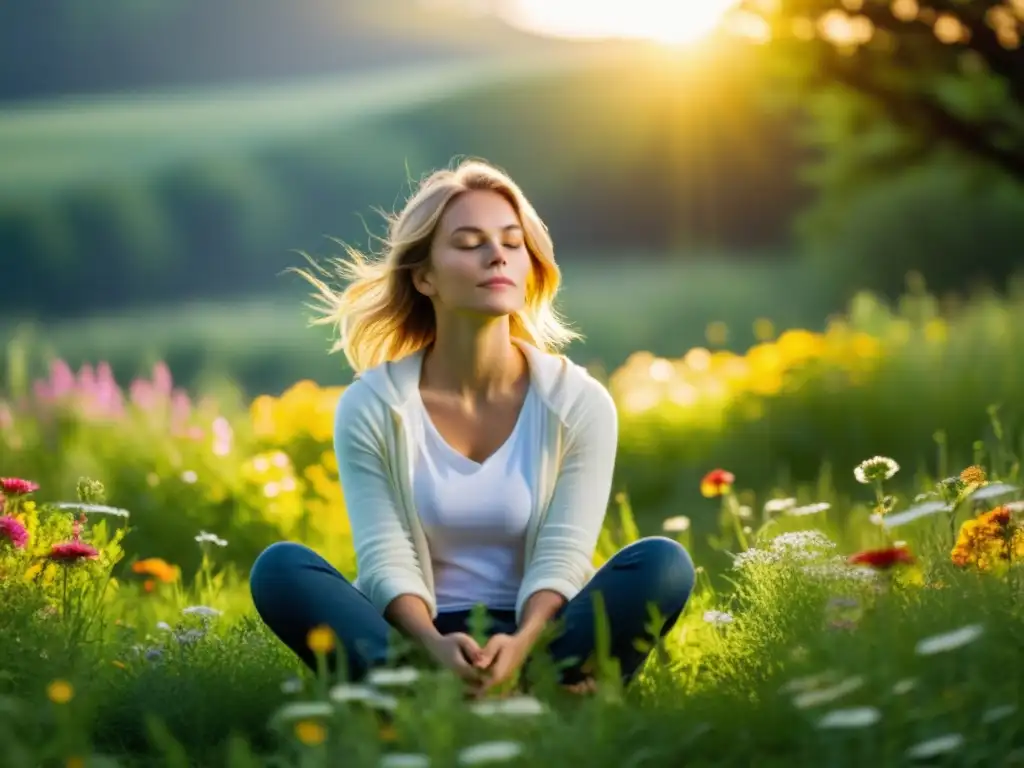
[296,158,580,373]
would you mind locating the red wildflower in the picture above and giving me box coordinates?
[701,469,735,498]
[0,515,29,549]
[49,540,99,562]
[848,546,914,570]
[0,478,39,496]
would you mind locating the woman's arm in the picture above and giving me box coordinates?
[334,381,436,617]
[515,374,619,620]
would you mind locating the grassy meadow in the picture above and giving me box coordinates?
[2,273,1024,766]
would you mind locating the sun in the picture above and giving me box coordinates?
[505,0,741,45]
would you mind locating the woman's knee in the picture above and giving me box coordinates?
[631,536,696,605]
[249,541,316,603]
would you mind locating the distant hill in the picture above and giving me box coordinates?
[0,0,569,103]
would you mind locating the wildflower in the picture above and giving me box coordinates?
[915,624,984,656]
[132,558,179,583]
[854,456,899,484]
[329,684,377,703]
[182,605,222,618]
[816,706,881,729]
[891,678,916,695]
[0,515,29,549]
[294,720,327,746]
[959,465,987,485]
[307,625,336,654]
[737,505,753,519]
[703,610,734,625]
[380,755,430,768]
[906,734,964,760]
[379,723,398,741]
[53,502,129,518]
[181,470,198,484]
[367,666,420,687]
[274,701,334,721]
[662,515,690,532]
[982,704,1017,723]
[174,629,205,644]
[470,695,547,717]
[764,497,796,515]
[195,531,227,547]
[792,676,864,709]
[847,546,914,570]
[457,741,524,764]
[281,677,304,695]
[49,540,99,562]
[700,468,735,498]
[882,500,949,529]
[47,679,74,704]
[950,506,1024,571]
[786,502,831,517]
[0,478,39,496]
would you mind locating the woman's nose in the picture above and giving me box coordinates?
[484,240,507,264]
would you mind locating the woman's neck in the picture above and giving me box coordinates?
[423,316,526,401]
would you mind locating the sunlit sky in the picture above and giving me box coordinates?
[503,0,741,45]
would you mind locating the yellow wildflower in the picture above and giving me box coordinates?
[307,625,336,655]
[959,465,987,485]
[294,720,327,746]
[47,679,74,704]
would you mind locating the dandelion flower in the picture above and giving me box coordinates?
[0,477,39,495]
[293,720,327,746]
[0,515,29,549]
[47,679,74,704]
[700,469,735,498]
[307,625,336,654]
[905,734,964,760]
[959,465,987,485]
[816,706,881,729]
[457,741,524,764]
[854,456,899,484]
[662,515,691,532]
[915,624,984,656]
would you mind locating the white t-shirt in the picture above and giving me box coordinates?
[412,384,541,612]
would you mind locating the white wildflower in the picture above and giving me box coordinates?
[264,482,280,498]
[53,502,130,518]
[380,755,431,768]
[272,701,333,722]
[181,470,198,484]
[906,734,964,760]
[736,505,753,519]
[662,515,691,532]
[470,696,547,717]
[732,547,781,569]
[182,605,222,618]
[882,500,950,529]
[281,677,303,694]
[915,624,984,656]
[969,483,1020,502]
[778,670,840,695]
[769,530,836,560]
[457,741,524,765]
[793,676,864,709]
[891,678,916,695]
[367,667,420,687]
[703,610,734,626]
[816,706,881,729]
[854,456,900,484]
[195,531,228,547]
[869,513,884,525]
[328,684,377,703]
[764,497,796,514]
[175,629,204,644]
[981,704,1017,723]
[786,502,831,517]
[366,692,399,711]
[156,621,173,632]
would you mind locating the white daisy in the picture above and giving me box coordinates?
[915,624,984,656]
[905,734,964,760]
[380,755,430,768]
[329,684,377,703]
[854,456,900,484]
[662,515,691,532]
[367,667,421,687]
[817,706,882,729]
[272,701,333,722]
[457,741,524,765]
[793,676,864,709]
[470,696,547,717]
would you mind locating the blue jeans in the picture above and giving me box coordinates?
[250,536,695,686]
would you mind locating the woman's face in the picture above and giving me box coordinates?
[414,189,533,318]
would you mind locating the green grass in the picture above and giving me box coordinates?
[0,51,598,201]
[2,257,832,396]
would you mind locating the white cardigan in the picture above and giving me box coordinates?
[333,340,619,622]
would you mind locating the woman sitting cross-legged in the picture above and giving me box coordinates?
[249,158,696,696]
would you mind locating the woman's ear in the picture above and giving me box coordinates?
[411,263,436,298]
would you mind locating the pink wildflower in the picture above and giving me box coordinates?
[49,540,99,562]
[0,515,29,549]
[0,477,39,496]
